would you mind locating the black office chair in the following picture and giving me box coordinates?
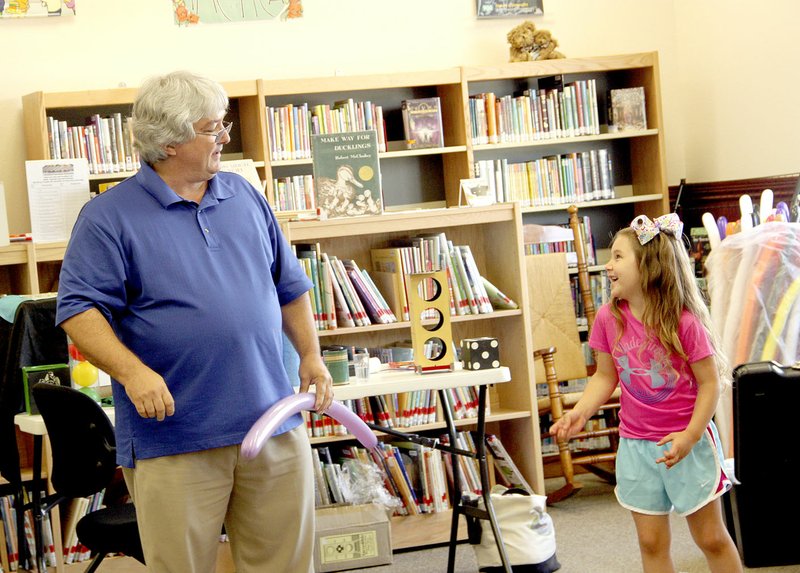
[32,382,145,572]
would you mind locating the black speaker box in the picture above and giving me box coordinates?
[729,361,800,568]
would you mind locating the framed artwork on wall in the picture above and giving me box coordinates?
[0,0,75,18]
[173,0,302,25]
[477,0,543,19]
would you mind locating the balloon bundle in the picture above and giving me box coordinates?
[68,338,101,400]
[702,189,793,250]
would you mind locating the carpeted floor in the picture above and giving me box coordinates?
[349,475,800,573]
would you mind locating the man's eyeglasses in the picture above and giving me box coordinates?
[194,121,233,143]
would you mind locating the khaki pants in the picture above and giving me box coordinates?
[123,426,314,573]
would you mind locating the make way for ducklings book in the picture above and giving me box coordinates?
[311,130,383,219]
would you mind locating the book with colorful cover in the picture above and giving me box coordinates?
[482,276,519,310]
[342,259,394,324]
[486,434,533,494]
[609,87,647,132]
[321,252,354,328]
[330,256,370,326]
[296,244,325,329]
[401,97,444,149]
[311,130,383,219]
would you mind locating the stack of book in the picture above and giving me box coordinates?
[272,174,315,212]
[296,233,514,332]
[474,148,615,206]
[370,233,501,324]
[0,490,61,570]
[523,217,597,267]
[296,243,397,331]
[311,443,451,518]
[303,384,486,438]
[439,431,484,497]
[46,113,140,175]
[266,98,386,161]
[468,78,601,145]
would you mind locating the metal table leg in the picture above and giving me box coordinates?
[444,385,512,573]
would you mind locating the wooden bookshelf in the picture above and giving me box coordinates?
[16,52,669,553]
[461,52,668,478]
[259,67,468,212]
[282,203,540,497]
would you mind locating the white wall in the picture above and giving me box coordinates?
[674,0,800,183]
[0,0,794,233]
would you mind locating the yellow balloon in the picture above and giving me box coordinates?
[71,361,99,388]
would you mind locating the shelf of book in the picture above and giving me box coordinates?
[462,52,668,220]
[520,192,664,214]
[259,68,467,213]
[472,127,658,152]
[22,81,264,197]
[465,53,667,484]
[284,203,539,548]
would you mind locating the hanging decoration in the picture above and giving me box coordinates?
[0,0,75,18]
[172,0,302,26]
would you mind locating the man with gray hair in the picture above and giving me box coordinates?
[56,71,333,572]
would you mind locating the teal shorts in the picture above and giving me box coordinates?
[614,423,731,517]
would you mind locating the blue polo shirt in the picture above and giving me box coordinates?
[56,163,312,467]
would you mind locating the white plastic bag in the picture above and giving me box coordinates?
[472,486,560,572]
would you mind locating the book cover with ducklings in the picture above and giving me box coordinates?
[311,130,383,219]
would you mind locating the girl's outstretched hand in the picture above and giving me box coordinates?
[550,410,588,443]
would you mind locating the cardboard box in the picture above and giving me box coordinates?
[314,504,392,572]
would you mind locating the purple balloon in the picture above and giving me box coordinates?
[776,201,790,222]
[242,392,378,459]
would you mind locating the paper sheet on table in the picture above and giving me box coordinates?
[25,159,91,242]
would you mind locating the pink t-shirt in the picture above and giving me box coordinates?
[589,302,714,441]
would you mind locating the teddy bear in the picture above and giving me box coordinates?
[507,21,565,62]
[531,29,565,60]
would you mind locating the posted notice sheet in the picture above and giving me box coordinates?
[25,159,91,242]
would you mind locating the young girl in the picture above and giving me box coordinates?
[551,213,742,573]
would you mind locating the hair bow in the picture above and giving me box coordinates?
[630,213,683,245]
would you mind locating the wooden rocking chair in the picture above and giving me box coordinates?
[535,205,620,504]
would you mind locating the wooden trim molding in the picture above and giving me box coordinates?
[668,174,799,230]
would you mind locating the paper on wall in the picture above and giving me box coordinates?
[25,159,91,243]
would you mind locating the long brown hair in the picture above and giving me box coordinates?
[609,227,729,384]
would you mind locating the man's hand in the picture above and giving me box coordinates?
[124,368,175,421]
[298,355,334,412]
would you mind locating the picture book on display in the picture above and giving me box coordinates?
[609,87,647,132]
[22,364,70,414]
[311,130,383,219]
[401,97,444,149]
